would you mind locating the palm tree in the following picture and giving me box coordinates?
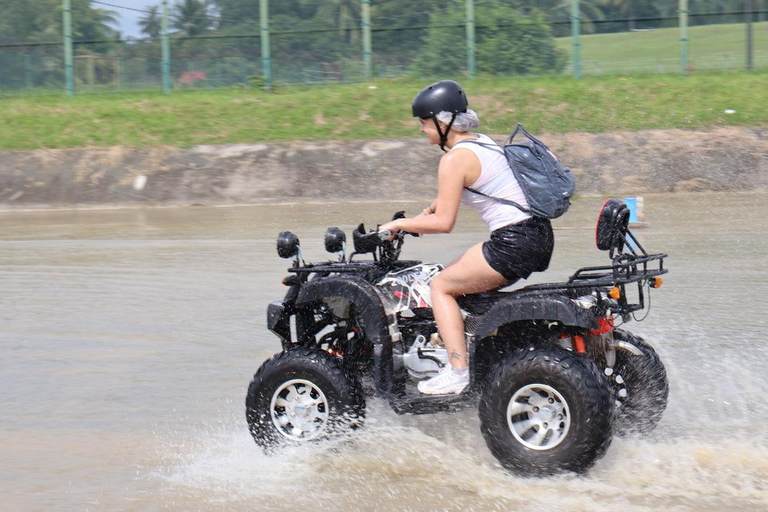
[139,5,162,39]
[172,0,213,37]
[73,0,119,40]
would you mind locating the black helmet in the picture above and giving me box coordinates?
[411,80,469,151]
[412,80,468,118]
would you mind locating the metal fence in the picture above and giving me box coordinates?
[0,1,766,95]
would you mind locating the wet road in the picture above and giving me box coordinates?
[1,193,766,511]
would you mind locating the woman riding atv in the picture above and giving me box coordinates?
[379,80,554,395]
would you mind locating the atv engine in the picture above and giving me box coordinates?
[399,316,448,379]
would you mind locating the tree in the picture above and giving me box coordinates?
[310,0,361,44]
[75,2,119,40]
[139,5,162,39]
[0,0,118,42]
[413,0,566,77]
[172,0,214,37]
[368,0,452,68]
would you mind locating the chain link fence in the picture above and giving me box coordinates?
[0,1,766,94]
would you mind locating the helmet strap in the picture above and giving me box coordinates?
[433,114,457,152]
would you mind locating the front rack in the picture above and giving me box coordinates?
[287,259,421,276]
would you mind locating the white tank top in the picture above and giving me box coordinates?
[454,133,531,231]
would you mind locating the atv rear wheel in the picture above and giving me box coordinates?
[246,347,365,449]
[610,329,669,435]
[479,347,613,476]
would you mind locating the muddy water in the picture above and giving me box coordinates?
[1,193,766,512]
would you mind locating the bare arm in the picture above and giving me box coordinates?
[380,149,480,235]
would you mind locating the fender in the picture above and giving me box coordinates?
[473,293,598,340]
[296,276,398,395]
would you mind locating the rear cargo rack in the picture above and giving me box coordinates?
[519,200,668,316]
[522,252,667,292]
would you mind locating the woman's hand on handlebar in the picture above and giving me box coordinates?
[377,220,402,241]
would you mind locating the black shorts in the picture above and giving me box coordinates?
[482,216,555,282]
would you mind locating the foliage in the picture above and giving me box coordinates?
[172,0,215,37]
[413,0,566,76]
[0,0,120,88]
[1,0,766,91]
[528,0,606,36]
[139,6,162,39]
[0,0,118,43]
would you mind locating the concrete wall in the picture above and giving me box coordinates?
[1,126,766,209]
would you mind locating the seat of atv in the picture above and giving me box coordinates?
[458,289,513,315]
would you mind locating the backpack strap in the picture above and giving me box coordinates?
[464,186,531,214]
[506,123,542,145]
[455,135,531,214]
[454,135,506,156]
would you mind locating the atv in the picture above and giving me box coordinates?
[245,199,669,476]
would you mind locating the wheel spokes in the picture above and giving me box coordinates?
[528,426,549,447]
[270,378,330,441]
[506,383,571,451]
[507,400,532,417]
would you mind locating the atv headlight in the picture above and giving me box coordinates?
[277,231,300,259]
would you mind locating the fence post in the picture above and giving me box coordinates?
[466,0,476,77]
[25,54,32,88]
[62,0,74,96]
[746,0,754,70]
[162,0,171,93]
[259,0,272,91]
[679,0,689,75]
[362,0,372,80]
[571,0,581,79]
[118,54,124,90]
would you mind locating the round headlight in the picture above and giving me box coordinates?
[324,227,346,253]
[276,231,300,259]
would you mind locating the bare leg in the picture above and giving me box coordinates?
[430,242,509,368]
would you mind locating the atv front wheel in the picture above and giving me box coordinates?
[610,329,669,435]
[479,348,613,476]
[245,347,365,449]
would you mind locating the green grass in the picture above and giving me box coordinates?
[556,21,768,73]
[1,71,767,150]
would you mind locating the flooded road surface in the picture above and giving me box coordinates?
[1,193,767,511]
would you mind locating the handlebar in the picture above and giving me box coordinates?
[350,212,419,263]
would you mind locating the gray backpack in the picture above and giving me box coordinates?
[462,124,575,219]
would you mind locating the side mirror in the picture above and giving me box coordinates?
[277,231,300,259]
[324,227,346,254]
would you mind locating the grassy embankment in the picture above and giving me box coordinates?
[1,20,766,151]
[555,21,768,73]
[3,20,768,151]
[2,71,767,151]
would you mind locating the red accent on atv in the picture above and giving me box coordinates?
[590,316,614,335]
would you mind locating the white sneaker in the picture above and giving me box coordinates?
[418,366,469,395]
